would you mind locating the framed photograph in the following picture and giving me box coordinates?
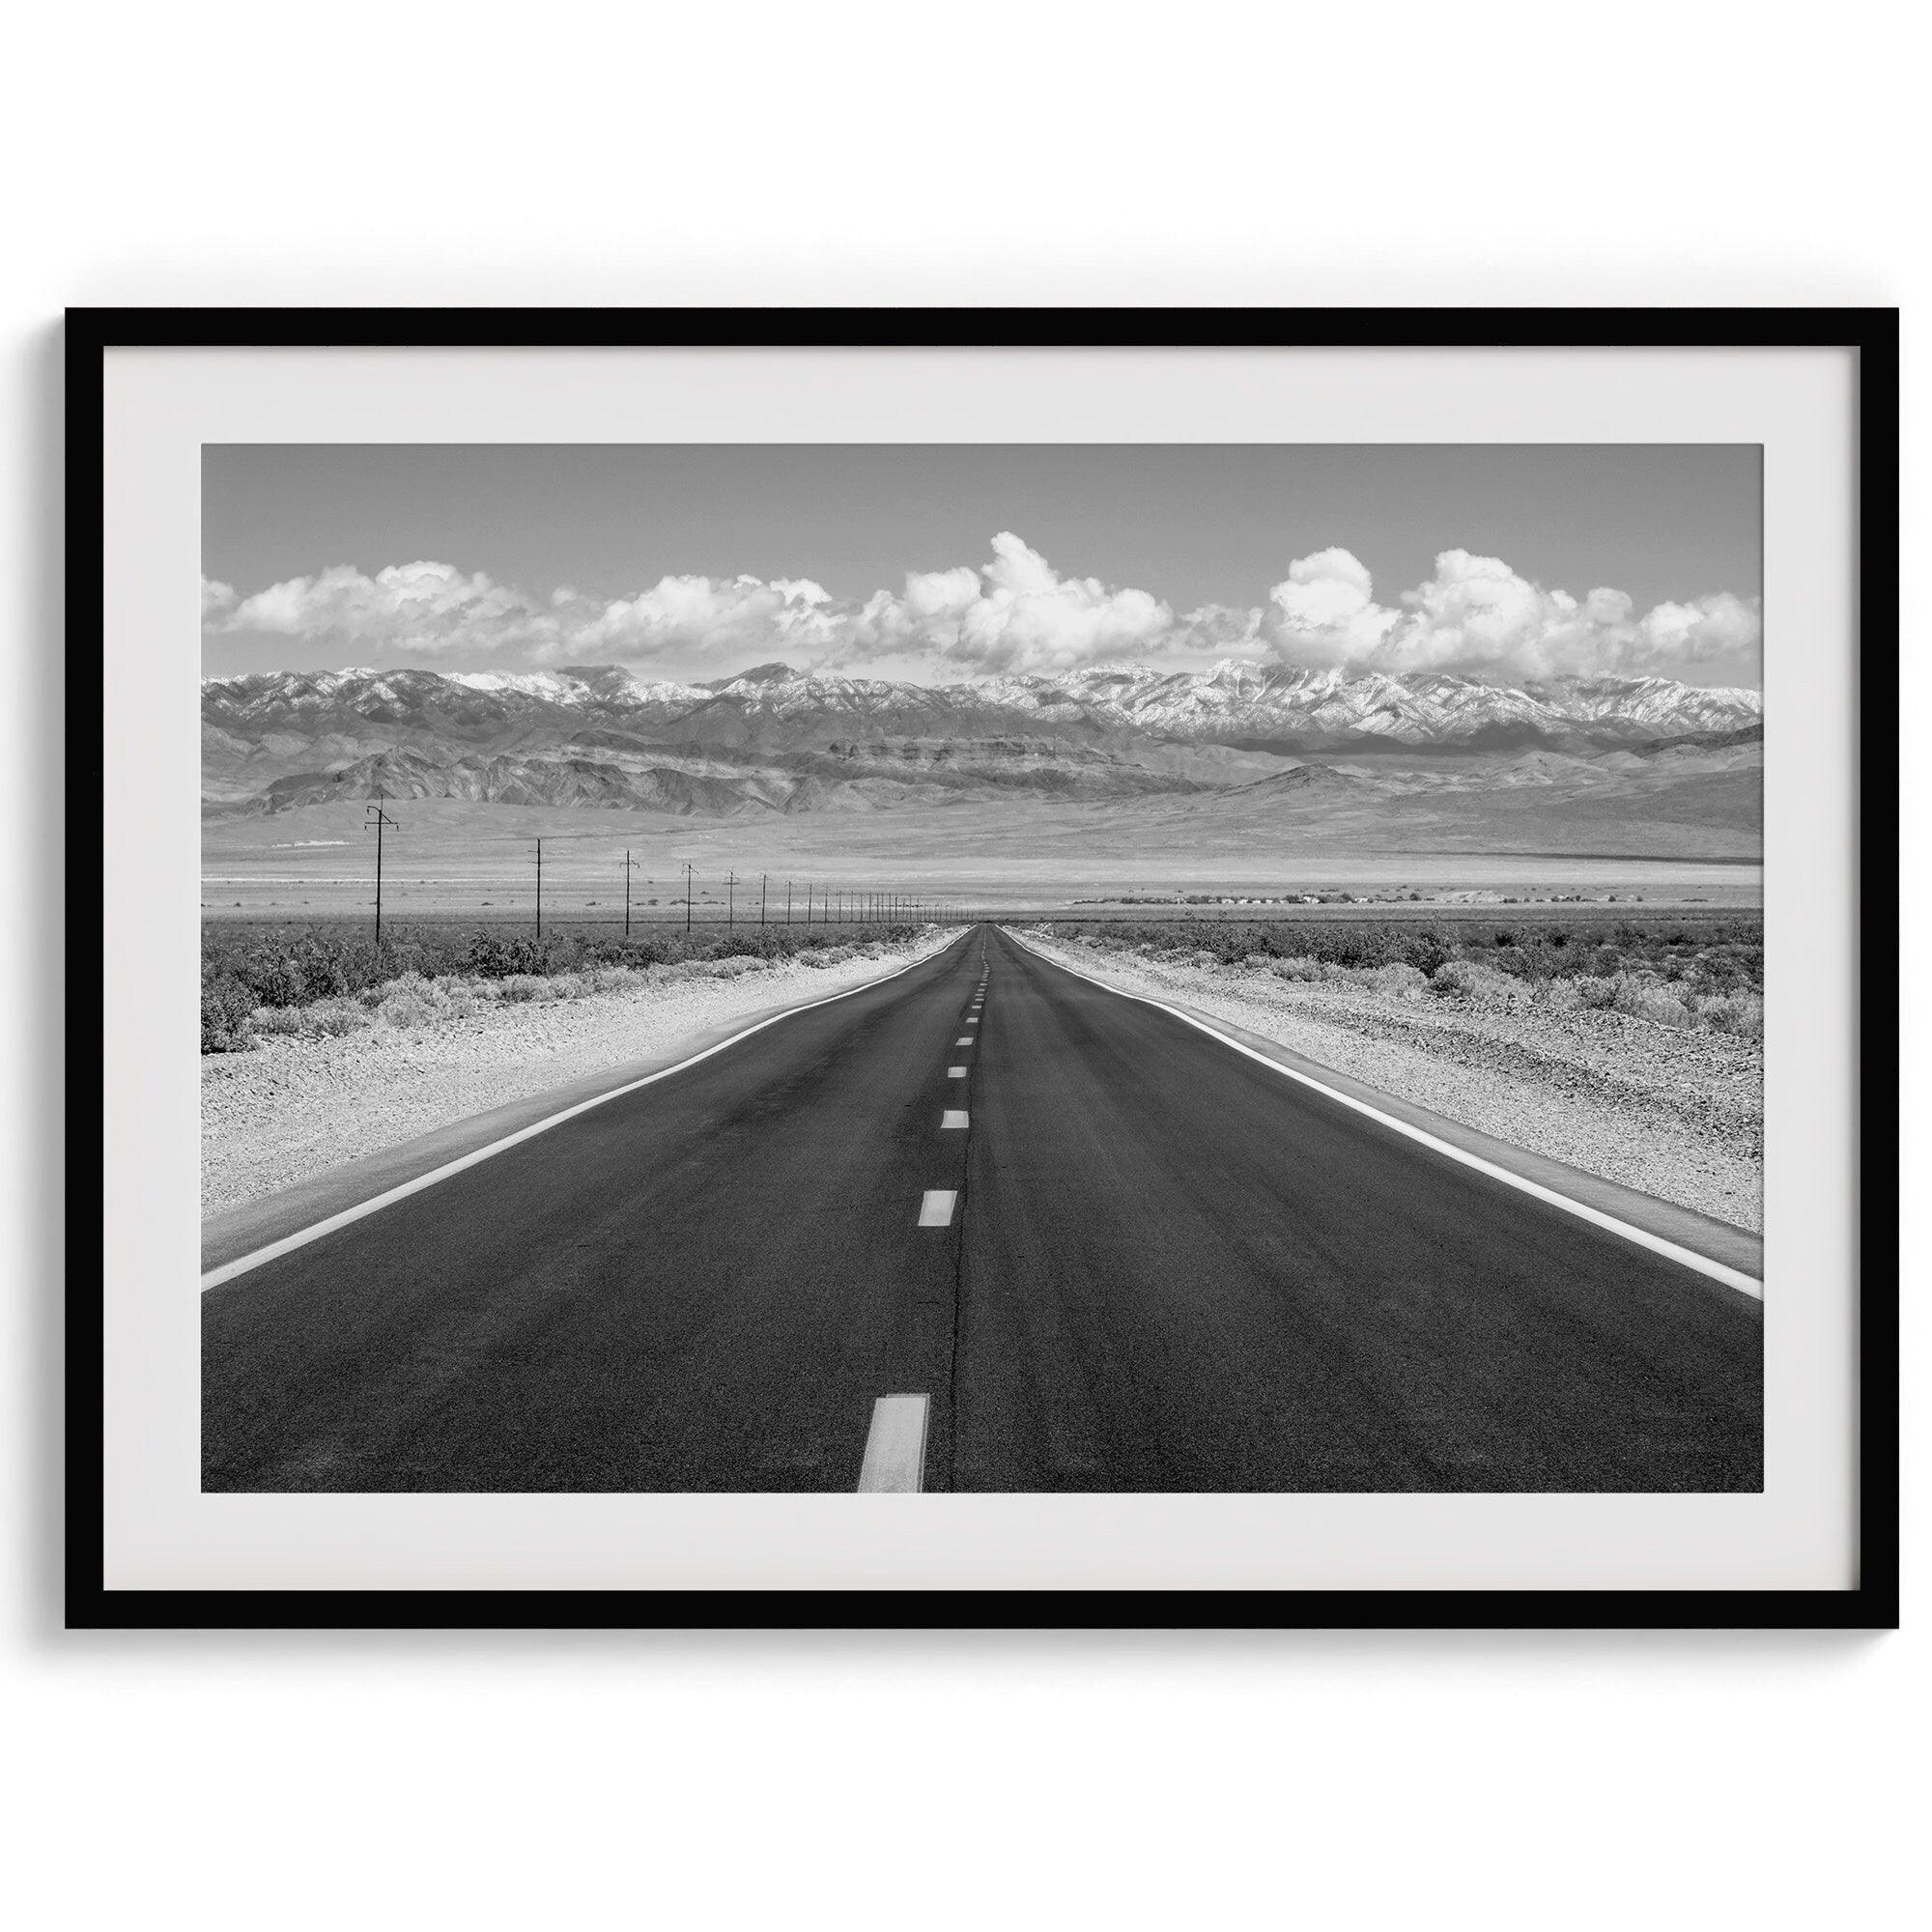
[72,308,1896,1628]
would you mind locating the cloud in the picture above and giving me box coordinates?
[204,538,1762,687]
[845,532,1175,675]
[576,574,842,662]
[214,561,557,658]
[1246,547,1760,685]
[1264,548,1402,667]
[203,561,841,668]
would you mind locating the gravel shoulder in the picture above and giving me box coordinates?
[202,935,952,1218]
[1016,932,1763,1234]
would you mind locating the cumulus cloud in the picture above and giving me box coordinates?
[201,561,840,668]
[1247,547,1761,684]
[203,537,1761,687]
[577,574,842,661]
[845,532,1175,674]
[213,561,557,658]
[1264,547,1403,667]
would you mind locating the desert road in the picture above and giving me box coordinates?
[203,925,1763,1492]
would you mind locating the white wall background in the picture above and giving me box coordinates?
[2,4,1918,1926]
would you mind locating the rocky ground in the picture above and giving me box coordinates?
[202,933,952,1217]
[1018,932,1763,1233]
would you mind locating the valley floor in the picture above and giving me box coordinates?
[1018,931,1763,1234]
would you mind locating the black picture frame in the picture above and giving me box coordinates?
[67,306,1899,1632]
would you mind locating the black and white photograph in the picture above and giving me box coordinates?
[194,439,1769,1496]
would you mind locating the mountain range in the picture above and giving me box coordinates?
[203,660,1762,819]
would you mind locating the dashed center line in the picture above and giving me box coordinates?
[941,1110,969,1128]
[948,1065,968,1077]
[955,1037,974,1046]
[857,1394,930,1492]
[918,1189,958,1227]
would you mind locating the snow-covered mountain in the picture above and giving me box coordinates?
[202,659,1762,772]
[986,661,1761,748]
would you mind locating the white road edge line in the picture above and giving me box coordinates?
[202,930,971,1293]
[941,1110,969,1128]
[857,1394,930,1492]
[1006,931,1762,1300]
[918,1188,958,1227]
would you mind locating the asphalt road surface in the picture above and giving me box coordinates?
[203,925,1763,1492]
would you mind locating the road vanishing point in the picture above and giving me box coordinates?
[202,925,1762,1493]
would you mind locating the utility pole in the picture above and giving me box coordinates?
[785,879,793,924]
[760,872,768,925]
[726,869,737,927]
[534,838,543,936]
[623,849,640,936]
[364,804,398,952]
[683,861,694,934]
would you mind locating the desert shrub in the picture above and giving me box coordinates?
[249,1005,309,1037]
[1362,962,1430,1001]
[1038,913,1767,1037]
[709,928,791,961]
[241,950,305,1008]
[201,976,256,1053]
[1609,976,1690,1029]
[290,934,353,1000]
[1692,990,1765,1039]
[465,931,567,980]
[304,999,373,1037]
[1037,916,1757,991]
[1430,959,1517,1003]
[374,974,452,1027]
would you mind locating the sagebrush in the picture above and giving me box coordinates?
[1037,915,1763,1041]
[202,919,922,1052]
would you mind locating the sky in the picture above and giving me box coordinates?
[202,444,1763,688]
